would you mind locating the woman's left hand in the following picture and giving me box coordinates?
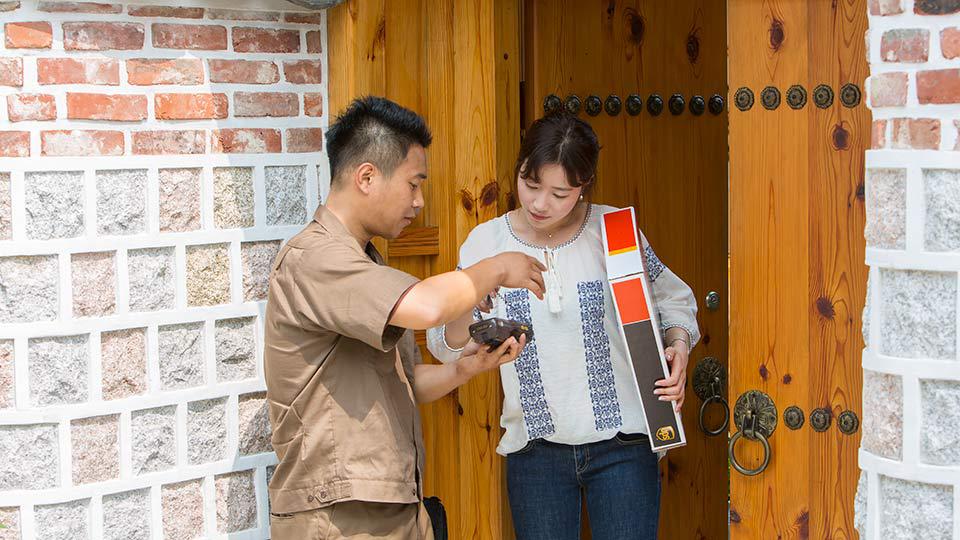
[655,340,689,412]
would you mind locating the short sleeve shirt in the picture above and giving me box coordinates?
[264,205,423,514]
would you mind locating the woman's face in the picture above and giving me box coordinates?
[515,163,584,233]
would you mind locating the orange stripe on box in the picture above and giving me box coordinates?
[612,278,650,325]
[608,245,638,256]
[603,209,637,255]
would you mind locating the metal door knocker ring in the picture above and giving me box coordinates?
[700,395,730,437]
[729,424,771,476]
[729,390,777,476]
[693,357,729,436]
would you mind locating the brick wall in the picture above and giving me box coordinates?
[858,0,960,538]
[0,0,327,538]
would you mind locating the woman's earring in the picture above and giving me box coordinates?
[579,194,584,201]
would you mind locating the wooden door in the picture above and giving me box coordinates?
[727,1,868,538]
[523,1,729,538]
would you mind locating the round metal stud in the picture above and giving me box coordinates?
[813,84,834,109]
[705,291,720,311]
[668,93,686,115]
[604,94,622,116]
[647,94,664,116]
[761,86,781,110]
[810,407,832,432]
[838,410,860,435]
[734,87,754,111]
[690,95,706,116]
[543,94,562,115]
[584,95,602,116]
[708,94,725,115]
[784,406,805,430]
[840,83,861,108]
[564,94,581,115]
[625,94,644,116]
[786,85,807,109]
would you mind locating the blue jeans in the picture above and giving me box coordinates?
[506,433,660,540]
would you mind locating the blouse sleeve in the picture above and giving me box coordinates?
[639,231,701,349]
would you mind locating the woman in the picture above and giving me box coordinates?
[426,113,699,539]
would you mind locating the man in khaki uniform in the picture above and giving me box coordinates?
[264,96,545,539]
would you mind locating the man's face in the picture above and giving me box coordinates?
[369,144,427,239]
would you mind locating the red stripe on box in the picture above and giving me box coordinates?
[603,209,637,255]
[612,277,650,325]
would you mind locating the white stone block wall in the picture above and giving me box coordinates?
[0,1,329,538]
[858,1,960,539]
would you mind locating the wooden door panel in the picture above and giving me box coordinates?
[727,1,867,538]
[524,2,729,538]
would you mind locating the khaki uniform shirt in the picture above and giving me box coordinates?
[264,205,425,514]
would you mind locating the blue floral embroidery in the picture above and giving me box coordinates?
[644,245,665,282]
[577,281,623,432]
[503,289,555,439]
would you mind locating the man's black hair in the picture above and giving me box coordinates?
[325,96,432,186]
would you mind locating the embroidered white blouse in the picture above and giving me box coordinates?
[426,204,700,456]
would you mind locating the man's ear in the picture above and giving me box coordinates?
[353,162,378,195]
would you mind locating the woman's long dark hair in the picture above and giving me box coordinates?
[514,112,601,196]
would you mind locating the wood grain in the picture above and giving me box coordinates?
[388,226,440,257]
[728,1,867,538]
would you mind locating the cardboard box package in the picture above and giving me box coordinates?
[601,207,686,452]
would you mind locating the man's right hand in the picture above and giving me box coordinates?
[491,252,547,300]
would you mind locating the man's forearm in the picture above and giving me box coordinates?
[390,257,505,330]
[412,363,470,404]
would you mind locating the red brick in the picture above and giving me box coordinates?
[63,22,144,50]
[0,131,30,157]
[0,58,23,87]
[132,130,205,155]
[128,5,203,18]
[206,8,279,21]
[0,2,20,12]
[42,130,123,156]
[211,129,281,153]
[284,12,322,24]
[5,22,52,49]
[943,28,960,60]
[38,58,119,85]
[155,93,228,120]
[880,29,929,63]
[870,0,903,15]
[891,118,940,149]
[283,60,322,84]
[67,93,147,121]
[918,69,960,104]
[233,27,300,53]
[285,128,323,153]
[871,120,887,149]
[234,92,298,117]
[7,94,56,122]
[870,72,908,107]
[38,1,120,13]
[304,93,323,117]
[207,59,279,84]
[915,0,960,14]
[152,23,227,50]
[127,58,203,85]
[307,30,321,54]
